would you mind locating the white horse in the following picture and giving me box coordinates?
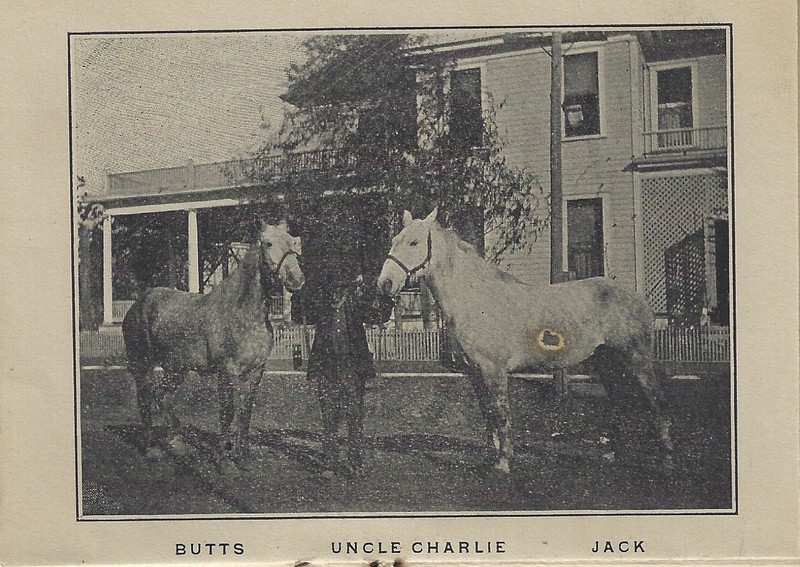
[377,208,673,473]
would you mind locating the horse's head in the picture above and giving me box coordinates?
[377,207,437,297]
[259,220,305,292]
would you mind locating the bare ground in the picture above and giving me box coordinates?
[79,364,732,516]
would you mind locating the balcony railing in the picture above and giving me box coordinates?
[106,148,362,197]
[643,126,727,155]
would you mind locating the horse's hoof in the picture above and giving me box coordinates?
[343,463,364,480]
[602,451,616,463]
[232,454,254,471]
[168,435,190,457]
[145,447,164,461]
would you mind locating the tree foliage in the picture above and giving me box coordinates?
[239,33,549,264]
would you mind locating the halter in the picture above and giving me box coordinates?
[258,243,301,327]
[260,243,301,284]
[385,230,432,287]
[275,248,300,275]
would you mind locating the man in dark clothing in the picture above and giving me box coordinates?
[296,276,393,476]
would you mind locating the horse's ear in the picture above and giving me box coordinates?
[278,218,288,229]
[403,210,413,227]
[424,206,438,224]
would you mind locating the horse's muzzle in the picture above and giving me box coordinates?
[377,264,402,298]
[285,274,305,293]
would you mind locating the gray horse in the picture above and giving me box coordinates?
[122,221,304,467]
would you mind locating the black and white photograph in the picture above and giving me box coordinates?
[1,2,798,565]
[73,26,734,517]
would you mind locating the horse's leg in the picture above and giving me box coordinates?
[597,344,674,471]
[159,369,189,457]
[217,370,235,451]
[628,348,674,471]
[468,356,513,473]
[229,368,264,470]
[593,345,628,461]
[132,365,162,460]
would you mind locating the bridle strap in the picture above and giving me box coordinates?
[386,230,432,286]
[275,249,299,275]
[261,243,300,274]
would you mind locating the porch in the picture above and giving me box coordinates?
[628,125,727,172]
[89,148,394,328]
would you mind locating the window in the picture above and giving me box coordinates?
[563,52,600,137]
[656,66,694,147]
[567,198,604,279]
[449,67,483,151]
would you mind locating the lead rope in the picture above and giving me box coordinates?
[299,293,313,382]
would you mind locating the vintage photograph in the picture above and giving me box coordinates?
[72,27,734,517]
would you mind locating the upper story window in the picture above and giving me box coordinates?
[656,66,693,130]
[449,67,484,151]
[563,51,601,137]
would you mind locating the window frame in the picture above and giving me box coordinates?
[649,60,699,133]
[561,194,609,279]
[446,61,488,150]
[561,46,606,140]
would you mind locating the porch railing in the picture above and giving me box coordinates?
[111,300,136,322]
[643,125,727,154]
[106,148,362,196]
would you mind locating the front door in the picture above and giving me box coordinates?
[567,198,604,280]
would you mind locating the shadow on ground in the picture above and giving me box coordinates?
[79,366,732,516]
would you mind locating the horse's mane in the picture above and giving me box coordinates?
[435,223,525,285]
[203,242,270,309]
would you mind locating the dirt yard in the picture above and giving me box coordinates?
[79,364,733,516]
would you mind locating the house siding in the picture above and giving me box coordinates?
[481,39,640,290]
[695,55,728,129]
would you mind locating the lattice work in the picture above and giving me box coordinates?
[641,173,727,314]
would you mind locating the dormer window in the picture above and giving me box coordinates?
[563,51,601,137]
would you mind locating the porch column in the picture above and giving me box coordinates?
[188,209,200,293]
[102,214,113,324]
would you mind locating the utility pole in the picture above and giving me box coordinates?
[549,31,565,286]
[549,31,568,399]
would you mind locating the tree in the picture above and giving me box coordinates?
[238,33,549,264]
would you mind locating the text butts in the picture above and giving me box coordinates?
[176,543,244,556]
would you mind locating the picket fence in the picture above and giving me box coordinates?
[79,326,445,362]
[79,325,730,364]
[652,326,731,363]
